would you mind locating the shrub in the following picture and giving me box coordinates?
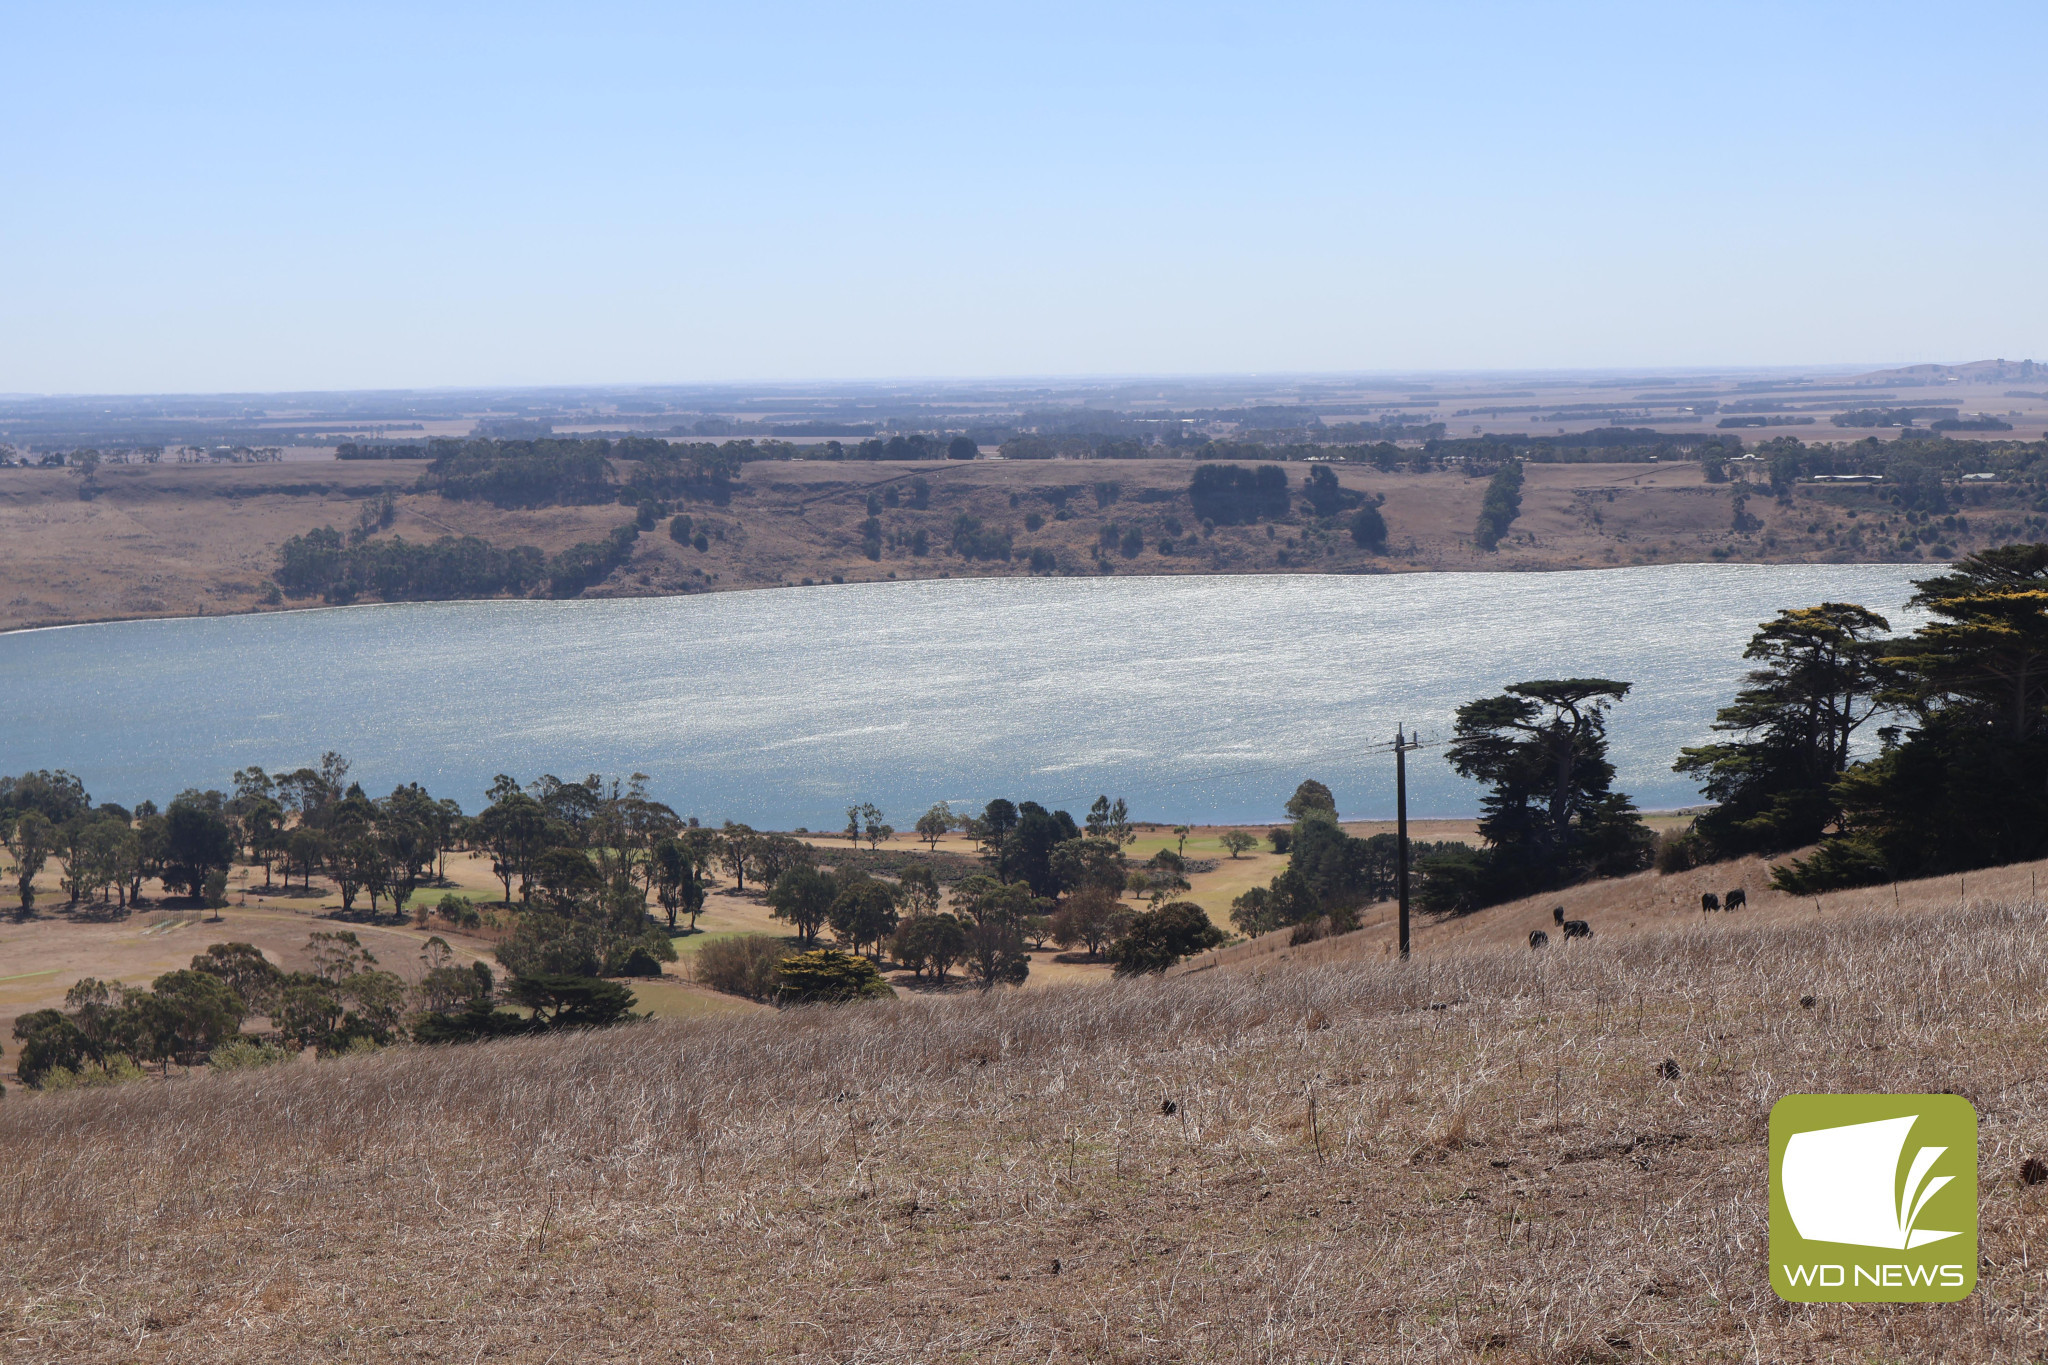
[1108,901,1226,977]
[694,935,796,1000]
[505,975,639,1028]
[1653,828,1705,875]
[1350,502,1388,553]
[773,949,895,1004]
[208,1037,291,1072]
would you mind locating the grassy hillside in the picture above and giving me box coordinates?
[1,454,2011,631]
[5,899,2047,1361]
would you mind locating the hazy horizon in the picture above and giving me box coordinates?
[0,360,1927,404]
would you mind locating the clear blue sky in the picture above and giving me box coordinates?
[3,2,2043,393]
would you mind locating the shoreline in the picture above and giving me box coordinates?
[0,556,1936,638]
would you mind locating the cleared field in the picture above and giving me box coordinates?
[5,893,2047,1361]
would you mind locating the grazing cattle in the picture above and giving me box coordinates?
[1552,906,1565,926]
[1529,929,1550,949]
[1701,891,1721,913]
[1725,888,1747,911]
[1562,919,1593,940]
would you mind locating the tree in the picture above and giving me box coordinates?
[964,918,1031,987]
[62,814,132,906]
[1444,678,1653,905]
[477,786,550,904]
[505,974,638,1028]
[1085,795,1134,845]
[1284,780,1336,821]
[190,941,282,1013]
[747,831,814,887]
[767,865,837,946]
[895,863,941,917]
[947,435,977,460]
[998,801,1079,894]
[953,874,1036,988]
[1109,901,1226,976]
[201,868,229,921]
[719,822,755,890]
[1474,459,1524,550]
[1049,885,1128,956]
[531,846,601,913]
[978,799,1019,860]
[1302,464,1350,518]
[773,949,894,1003]
[243,798,286,888]
[4,810,54,911]
[12,1009,88,1087]
[1673,603,1896,859]
[915,802,953,848]
[1773,546,2048,890]
[0,769,92,825]
[828,877,899,958]
[376,783,443,920]
[161,795,236,899]
[287,827,327,892]
[1229,885,1277,935]
[1220,829,1259,859]
[1049,835,1127,898]
[307,930,378,983]
[1350,499,1389,553]
[144,969,246,1062]
[892,912,967,982]
[650,835,706,930]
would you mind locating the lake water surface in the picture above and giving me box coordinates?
[0,565,1931,827]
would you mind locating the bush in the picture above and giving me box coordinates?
[615,945,665,977]
[1350,502,1388,553]
[773,948,895,1004]
[694,935,796,1000]
[208,1037,291,1072]
[1108,901,1226,977]
[1770,839,1894,895]
[1654,828,1705,875]
[505,975,639,1028]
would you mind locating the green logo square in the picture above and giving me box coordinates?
[1769,1093,1977,1302]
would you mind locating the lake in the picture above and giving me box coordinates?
[0,565,1932,828]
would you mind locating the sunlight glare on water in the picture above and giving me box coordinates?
[0,565,1931,826]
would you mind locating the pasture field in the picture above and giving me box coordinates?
[1,452,2017,633]
[6,893,2048,1361]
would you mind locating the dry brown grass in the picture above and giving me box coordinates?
[1193,850,2048,979]
[7,899,2048,1361]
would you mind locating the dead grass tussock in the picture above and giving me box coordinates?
[8,902,2048,1360]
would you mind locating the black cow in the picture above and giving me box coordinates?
[1552,906,1565,926]
[1562,919,1593,940]
[1529,929,1550,949]
[1701,891,1721,912]
[1725,888,1747,911]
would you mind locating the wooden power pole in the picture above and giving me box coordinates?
[1394,725,1427,961]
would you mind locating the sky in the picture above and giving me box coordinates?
[3,1,2045,393]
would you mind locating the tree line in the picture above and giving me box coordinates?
[273,505,667,604]
[0,768,1247,1087]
